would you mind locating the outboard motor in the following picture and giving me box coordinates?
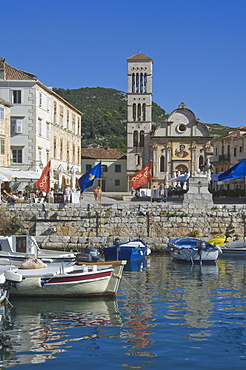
[75,247,101,263]
[114,238,121,260]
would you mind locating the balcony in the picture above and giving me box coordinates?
[219,154,230,161]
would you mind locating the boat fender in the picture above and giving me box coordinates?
[17,277,42,290]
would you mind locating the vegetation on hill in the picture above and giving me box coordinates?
[53,87,232,151]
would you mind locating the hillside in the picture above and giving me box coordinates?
[53,87,232,151]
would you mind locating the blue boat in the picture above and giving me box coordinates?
[103,238,151,262]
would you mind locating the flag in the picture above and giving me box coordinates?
[130,162,152,190]
[218,159,246,181]
[79,161,102,192]
[35,160,51,194]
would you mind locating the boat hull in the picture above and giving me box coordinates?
[9,262,125,297]
[103,239,150,262]
[167,237,221,263]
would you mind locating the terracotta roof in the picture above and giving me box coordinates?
[214,125,246,141]
[0,97,12,107]
[127,52,154,63]
[5,63,37,80]
[81,148,126,160]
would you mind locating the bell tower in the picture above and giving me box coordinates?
[126,52,153,185]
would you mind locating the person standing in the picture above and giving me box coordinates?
[63,184,72,203]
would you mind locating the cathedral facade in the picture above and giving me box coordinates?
[126,52,213,189]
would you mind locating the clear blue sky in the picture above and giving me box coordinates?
[2,0,246,128]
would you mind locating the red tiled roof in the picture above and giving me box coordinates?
[214,125,246,141]
[5,63,37,80]
[0,97,11,106]
[81,147,126,159]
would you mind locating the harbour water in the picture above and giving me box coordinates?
[0,254,246,369]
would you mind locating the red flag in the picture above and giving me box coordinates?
[35,161,51,194]
[130,162,152,189]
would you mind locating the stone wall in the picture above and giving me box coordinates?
[1,202,246,252]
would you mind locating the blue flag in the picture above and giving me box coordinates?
[79,162,102,192]
[218,159,246,181]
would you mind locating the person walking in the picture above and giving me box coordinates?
[93,186,99,201]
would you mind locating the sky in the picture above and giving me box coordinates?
[2,0,246,128]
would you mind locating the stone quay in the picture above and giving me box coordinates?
[1,199,246,253]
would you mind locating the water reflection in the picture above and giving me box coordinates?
[0,297,121,368]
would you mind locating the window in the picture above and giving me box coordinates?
[86,164,92,172]
[54,137,56,157]
[234,147,237,157]
[133,131,138,147]
[115,164,121,173]
[0,105,4,121]
[140,131,144,147]
[11,90,21,104]
[0,138,5,155]
[11,118,23,134]
[160,156,164,172]
[60,139,63,160]
[38,149,42,163]
[39,92,42,107]
[12,148,22,163]
[38,119,42,135]
[59,105,64,126]
[46,122,50,138]
[115,179,120,186]
[54,101,57,123]
[102,165,108,172]
[47,97,51,112]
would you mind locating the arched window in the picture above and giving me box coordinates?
[136,74,139,93]
[140,73,143,93]
[142,103,146,121]
[160,156,164,172]
[133,103,136,121]
[132,74,135,93]
[137,104,141,121]
[144,73,147,92]
[133,131,138,147]
[137,155,140,166]
[140,131,144,147]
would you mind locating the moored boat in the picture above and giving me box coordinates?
[166,237,221,264]
[7,259,126,297]
[207,236,246,257]
[0,234,76,266]
[103,238,151,262]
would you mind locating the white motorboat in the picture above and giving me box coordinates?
[0,269,22,303]
[208,236,246,257]
[0,234,76,266]
[166,237,221,264]
[6,259,126,297]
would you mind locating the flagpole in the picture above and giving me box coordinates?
[150,178,153,238]
[99,175,102,236]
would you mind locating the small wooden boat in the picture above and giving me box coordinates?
[103,238,151,262]
[7,259,126,297]
[166,237,221,264]
[207,236,246,257]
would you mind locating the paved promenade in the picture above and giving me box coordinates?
[81,192,246,206]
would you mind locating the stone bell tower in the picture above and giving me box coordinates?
[126,52,153,186]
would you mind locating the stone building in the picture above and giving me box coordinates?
[0,58,82,188]
[81,147,127,192]
[126,52,213,189]
[0,97,11,168]
[211,125,246,191]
